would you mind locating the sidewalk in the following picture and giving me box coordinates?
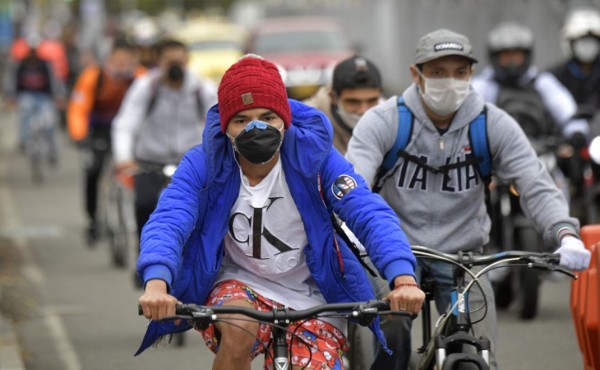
[0,311,25,370]
[0,109,25,370]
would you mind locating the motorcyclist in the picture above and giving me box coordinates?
[549,6,600,221]
[472,21,584,140]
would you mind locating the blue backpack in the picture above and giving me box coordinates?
[373,96,492,192]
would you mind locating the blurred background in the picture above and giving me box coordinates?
[0,0,596,97]
[0,1,596,369]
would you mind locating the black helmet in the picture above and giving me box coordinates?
[487,22,534,85]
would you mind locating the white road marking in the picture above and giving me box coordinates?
[0,151,82,370]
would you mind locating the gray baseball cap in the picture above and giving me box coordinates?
[414,29,478,64]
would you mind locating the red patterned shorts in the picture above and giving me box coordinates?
[199,279,349,370]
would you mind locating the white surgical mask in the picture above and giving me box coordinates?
[336,103,362,130]
[573,36,600,64]
[417,70,471,116]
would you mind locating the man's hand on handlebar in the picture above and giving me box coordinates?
[555,236,591,272]
[385,275,425,315]
[138,279,180,323]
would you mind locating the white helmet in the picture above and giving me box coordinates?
[562,6,600,41]
[487,22,534,54]
[130,17,160,47]
[487,22,534,84]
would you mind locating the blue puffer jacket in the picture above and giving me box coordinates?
[135,99,416,355]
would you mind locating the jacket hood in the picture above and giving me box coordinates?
[203,99,333,178]
[402,83,486,134]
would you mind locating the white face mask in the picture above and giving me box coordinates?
[417,70,471,116]
[573,36,600,64]
[336,103,362,130]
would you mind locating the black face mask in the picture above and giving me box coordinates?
[231,120,283,164]
[167,64,184,82]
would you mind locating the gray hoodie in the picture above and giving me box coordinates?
[346,83,578,253]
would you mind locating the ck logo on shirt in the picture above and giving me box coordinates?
[396,153,480,193]
[228,196,297,259]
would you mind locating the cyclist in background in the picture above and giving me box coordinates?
[4,33,65,159]
[305,55,384,154]
[346,29,590,370]
[111,38,216,288]
[67,38,145,246]
[136,54,424,370]
[305,54,384,370]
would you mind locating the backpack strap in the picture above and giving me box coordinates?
[94,69,104,100]
[144,78,205,120]
[144,75,161,118]
[382,96,413,171]
[374,99,491,190]
[373,96,413,192]
[468,107,492,184]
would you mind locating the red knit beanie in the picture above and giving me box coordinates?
[218,55,292,133]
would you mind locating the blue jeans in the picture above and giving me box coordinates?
[370,257,498,370]
[17,92,57,158]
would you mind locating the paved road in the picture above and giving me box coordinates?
[0,110,585,370]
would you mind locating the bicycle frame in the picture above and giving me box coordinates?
[410,246,575,370]
[415,265,490,370]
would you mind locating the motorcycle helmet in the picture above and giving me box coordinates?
[561,6,600,63]
[487,22,534,85]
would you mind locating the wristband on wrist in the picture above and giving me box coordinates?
[394,282,420,290]
[556,226,578,241]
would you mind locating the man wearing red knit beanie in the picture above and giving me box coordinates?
[136,54,424,369]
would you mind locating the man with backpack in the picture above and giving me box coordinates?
[346,28,590,370]
[67,38,145,246]
[111,38,217,287]
[4,33,65,158]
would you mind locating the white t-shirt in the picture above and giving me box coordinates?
[216,159,344,331]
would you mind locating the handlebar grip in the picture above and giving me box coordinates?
[369,300,391,310]
[138,303,184,316]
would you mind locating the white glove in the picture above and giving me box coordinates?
[555,236,591,271]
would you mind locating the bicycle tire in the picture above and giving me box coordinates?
[585,188,600,225]
[493,272,513,309]
[27,134,45,184]
[175,332,185,347]
[109,229,128,268]
[30,156,44,183]
[517,227,541,320]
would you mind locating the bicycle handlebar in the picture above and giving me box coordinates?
[411,245,576,279]
[138,300,410,327]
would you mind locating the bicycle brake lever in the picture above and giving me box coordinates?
[526,262,577,279]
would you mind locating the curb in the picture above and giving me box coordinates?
[0,108,25,369]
